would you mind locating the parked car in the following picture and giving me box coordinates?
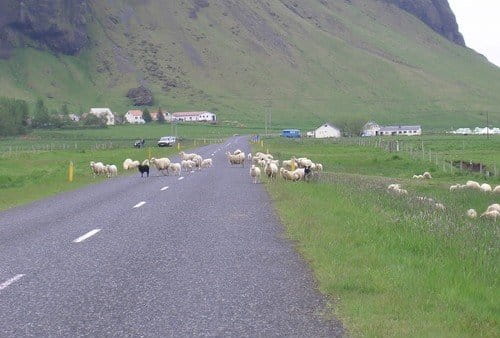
[158,136,176,147]
[134,139,145,148]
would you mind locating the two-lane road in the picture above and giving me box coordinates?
[0,137,343,336]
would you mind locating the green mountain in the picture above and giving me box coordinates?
[0,0,499,129]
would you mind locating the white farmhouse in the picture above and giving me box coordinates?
[125,110,145,124]
[313,123,342,138]
[172,111,217,122]
[362,121,421,136]
[89,108,115,125]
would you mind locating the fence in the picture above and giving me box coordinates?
[330,137,498,178]
[0,137,225,155]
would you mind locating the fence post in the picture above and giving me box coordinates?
[68,161,74,183]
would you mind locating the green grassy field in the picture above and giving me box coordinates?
[254,137,499,336]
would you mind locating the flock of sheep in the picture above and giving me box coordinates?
[90,151,213,179]
[389,174,500,221]
[224,149,323,184]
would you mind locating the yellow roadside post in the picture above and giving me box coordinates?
[68,161,74,182]
[177,142,180,150]
[148,147,152,160]
[261,140,264,148]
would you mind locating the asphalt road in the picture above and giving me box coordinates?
[0,136,343,336]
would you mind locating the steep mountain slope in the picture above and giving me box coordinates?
[0,0,499,129]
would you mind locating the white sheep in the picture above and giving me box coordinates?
[467,209,477,219]
[201,158,213,168]
[486,204,500,213]
[280,168,299,181]
[387,183,407,195]
[106,164,118,178]
[150,157,171,175]
[282,158,297,170]
[466,180,481,190]
[249,165,261,184]
[247,153,252,162]
[169,163,182,176]
[493,185,500,194]
[123,158,133,170]
[480,183,492,192]
[264,160,279,179]
[434,203,446,211]
[480,210,499,221]
[181,160,195,171]
[226,151,245,167]
[90,161,105,176]
[179,151,197,161]
[233,149,242,155]
[192,155,203,171]
[422,172,432,179]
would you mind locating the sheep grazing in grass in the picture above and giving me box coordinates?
[201,158,213,169]
[493,185,500,194]
[90,161,105,177]
[481,210,499,221]
[181,160,195,172]
[466,180,481,190]
[449,184,467,192]
[486,204,500,213]
[480,183,492,192]
[264,160,279,179]
[138,160,150,178]
[467,209,478,219]
[434,203,446,211]
[169,163,182,176]
[150,157,171,175]
[106,165,118,178]
[422,172,432,179]
[226,151,245,167]
[387,183,407,195]
[179,151,197,161]
[296,157,313,169]
[249,165,261,184]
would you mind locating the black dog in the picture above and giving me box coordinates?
[138,164,150,178]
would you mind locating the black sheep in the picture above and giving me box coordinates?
[138,164,150,178]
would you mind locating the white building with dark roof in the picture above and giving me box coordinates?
[172,111,216,122]
[362,122,421,136]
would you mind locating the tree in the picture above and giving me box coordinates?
[157,107,165,124]
[0,97,30,136]
[337,118,368,137]
[143,108,152,123]
[82,114,107,127]
[32,98,51,128]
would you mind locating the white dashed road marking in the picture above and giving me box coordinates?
[0,274,25,291]
[161,186,169,191]
[133,201,146,209]
[178,177,184,181]
[73,229,101,243]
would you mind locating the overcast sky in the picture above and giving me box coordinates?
[448,0,500,67]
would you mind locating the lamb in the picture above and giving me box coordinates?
[249,165,261,184]
[434,203,446,211]
[181,160,195,171]
[247,153,252,162]
[168,163,182,176]
[150,157,171,175]
[138,160,150,178]
[493,185,500,194]
[233,149,242,155]
[179,151,197,161]
[467,209,478,219]
[466,180,481,190]
[264,160,279,179]
[450,184,466,192]
[226,151,245,167]
[313,163,323,172]
[201,158,213,169]
[480,183,492,192]
[106,164,118,178]
[296,157,313,168]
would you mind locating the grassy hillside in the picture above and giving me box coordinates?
[0,0,499,129]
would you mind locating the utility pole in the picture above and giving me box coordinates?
[487,112,489,140]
